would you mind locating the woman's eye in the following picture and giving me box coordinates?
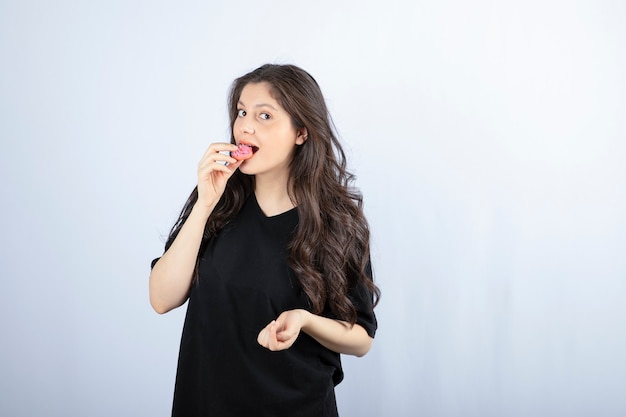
[259,113,271,120]
[237,109,246,117]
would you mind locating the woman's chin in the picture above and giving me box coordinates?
[237,162,256,176]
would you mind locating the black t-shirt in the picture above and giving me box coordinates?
[154,194,377,417]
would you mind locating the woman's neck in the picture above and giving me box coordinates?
[254,174,295,217]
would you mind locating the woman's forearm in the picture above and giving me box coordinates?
[149,204,213,314]
[300,310,373,357]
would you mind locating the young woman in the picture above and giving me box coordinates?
[149,64,380,416]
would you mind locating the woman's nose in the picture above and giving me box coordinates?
[241,122,254,134]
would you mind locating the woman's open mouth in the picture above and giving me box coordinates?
[231,143,259,160]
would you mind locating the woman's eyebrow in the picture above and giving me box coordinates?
[237,100,278,110]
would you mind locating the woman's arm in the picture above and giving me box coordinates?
[257,309,373,357]
[149,143,241,314]
[149,204,213,313]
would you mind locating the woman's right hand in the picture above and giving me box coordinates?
[196,142,242,211]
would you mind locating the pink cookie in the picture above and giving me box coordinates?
[231,144,255,161]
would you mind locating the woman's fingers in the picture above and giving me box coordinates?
[257,320,275,349]
[199,143,238,166]
[198,160,239,178]
[257,321,282,351]
[268,321,279,351]
[257,317,299,351]
[200,142,238,158]
[195,142,241,208]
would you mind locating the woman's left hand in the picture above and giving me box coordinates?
[257,309,307,351]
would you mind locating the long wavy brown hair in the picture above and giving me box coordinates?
[165,64,380,325]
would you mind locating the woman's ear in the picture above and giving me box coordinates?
[295,128,308,145]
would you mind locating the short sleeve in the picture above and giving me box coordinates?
[348,262,378,338]
[151,257,161,270]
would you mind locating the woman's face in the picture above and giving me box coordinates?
[233,82,307,179]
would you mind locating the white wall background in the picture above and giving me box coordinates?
[1,1,625,416]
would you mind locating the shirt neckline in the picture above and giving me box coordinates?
[251,193,298,220]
